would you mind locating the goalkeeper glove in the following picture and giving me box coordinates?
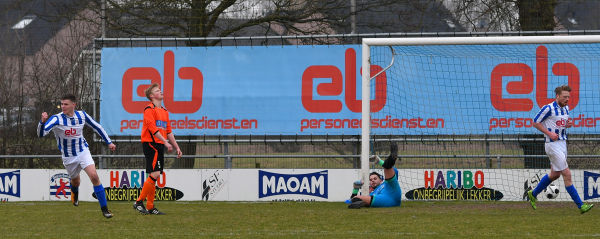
[353,180,364,189]
[370,155,384,166]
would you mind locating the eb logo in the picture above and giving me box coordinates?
[490,45,579,112]
[64,128,77,136]
[122,50,203,114]
[555,119,571,127]
[301,48,387,113]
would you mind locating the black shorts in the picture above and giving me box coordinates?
[142,142,164,173]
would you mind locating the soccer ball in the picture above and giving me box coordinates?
[545,184,559,199]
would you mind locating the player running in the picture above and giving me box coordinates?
[347,143,402,209]
[526,85,593,214]
[37,94,115,218]
[133,83,182,215]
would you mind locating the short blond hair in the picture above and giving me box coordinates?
[554,85,571,96]
[145,83,160,101]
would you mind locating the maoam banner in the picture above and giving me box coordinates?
[100,44,600,136]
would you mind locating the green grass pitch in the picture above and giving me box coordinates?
[0,201,597,238]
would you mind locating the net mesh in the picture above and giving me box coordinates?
[366,41,600,201]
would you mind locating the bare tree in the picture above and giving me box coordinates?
[80,0,406,45]
[0,1,103,168]
[444,0,558,31]
[1,0,576,170]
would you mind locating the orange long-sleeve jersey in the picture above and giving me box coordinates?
[141,103,172,144]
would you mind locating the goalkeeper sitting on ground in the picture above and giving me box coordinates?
[347,143,402,209]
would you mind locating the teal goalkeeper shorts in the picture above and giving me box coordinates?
[370,173,402,208]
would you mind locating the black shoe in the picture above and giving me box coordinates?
[389,143,398,160]
[133,201,149,215]
[383,143,400,169]
[71,191,79,206]
[101,206,113,219]
[348,198,369,209]
[147,208,166,215]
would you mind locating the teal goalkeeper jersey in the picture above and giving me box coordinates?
[370,168,400,196]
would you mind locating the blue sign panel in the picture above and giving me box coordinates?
[100,44,600,135]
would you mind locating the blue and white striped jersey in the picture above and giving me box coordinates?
[37,111,112,158]
[533,101,569,143]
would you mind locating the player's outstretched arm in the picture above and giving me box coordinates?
[370,155,384,167]
[37,112,58,137]
[82,111,113,145]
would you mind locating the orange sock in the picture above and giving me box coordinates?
[136,176,156,202]
[147,184,157,209]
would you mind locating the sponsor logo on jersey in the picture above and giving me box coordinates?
[156,120,168,129]
[64,128,80,137]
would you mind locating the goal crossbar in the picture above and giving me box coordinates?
[362,35,600,46]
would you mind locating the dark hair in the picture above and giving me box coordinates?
[554,85,571,96]
[370,172,383,181]
[61,94,77,103]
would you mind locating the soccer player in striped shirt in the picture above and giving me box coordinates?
[37,94,116,218]
[527,85,593,214]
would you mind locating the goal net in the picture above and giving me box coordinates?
[361,36,600,202]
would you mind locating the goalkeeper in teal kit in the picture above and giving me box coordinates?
[347,143,402,208]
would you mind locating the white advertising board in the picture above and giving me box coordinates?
[1,169,599,202]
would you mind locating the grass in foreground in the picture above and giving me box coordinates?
[0,201,597,238]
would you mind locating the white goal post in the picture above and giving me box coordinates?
[360,35,600,196]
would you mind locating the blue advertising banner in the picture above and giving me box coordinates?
[0,170,20,198]
[100,44,600,136]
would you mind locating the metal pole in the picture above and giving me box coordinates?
[224,142,232,169]
[92,40,98,145]
[101,0,106,38]
[485,134,491,168]
[350,0,356,34]
[360,41,371,196]
[497,156,501,169]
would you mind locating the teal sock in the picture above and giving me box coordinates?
[93,184,108,208]
[377,159,384,167]
[532,174,550,197]
[566,185,583,208]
